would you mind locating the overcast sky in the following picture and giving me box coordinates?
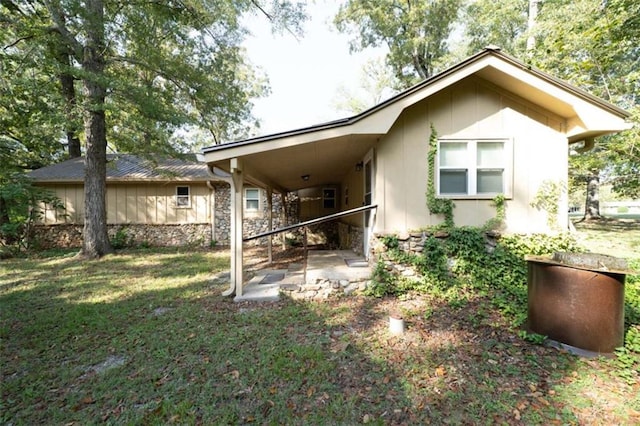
[242,0,386,136]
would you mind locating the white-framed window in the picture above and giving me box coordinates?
[176,185,190,208]
[244,188,260,212]
[437,138,512,197]
[323,188,336,209]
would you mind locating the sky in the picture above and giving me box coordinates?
[242,0,386,136]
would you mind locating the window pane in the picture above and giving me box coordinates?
[440,170,467,194]
[477,142,504,167]
[477,170,503,193]
[177,196,189,207]
[440,142,468,167]
[177,186,189,196]
[245,188,259,200]
[246,199,259,211]
[323,199,336,209]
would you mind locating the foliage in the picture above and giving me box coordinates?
[332,57,399,115]
[484,194,507,231]
[371,228,584,327]
[426,125,455,227]
[530,180,566,229]
[0,172,63,253]
[334,0,463,88]
[462,0,529,56]
[110,228,134,250]
[1,0,307,257]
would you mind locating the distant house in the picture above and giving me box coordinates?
[28,154,287,248]
[200,47,631,297]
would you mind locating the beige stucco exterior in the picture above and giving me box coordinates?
[36,182,213,225]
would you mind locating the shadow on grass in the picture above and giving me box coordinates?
[2,247,635,424]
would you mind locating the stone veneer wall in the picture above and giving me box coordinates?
[338,222,365,255]
[213,183,296,246]
[33,223,213,249]
[370,230,502,277]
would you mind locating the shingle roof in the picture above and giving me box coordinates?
[29,154,211,183]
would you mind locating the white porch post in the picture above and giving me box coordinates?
[267,187,273,264]
[227,158,244,297]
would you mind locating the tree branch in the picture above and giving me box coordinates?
[41,0,83,59]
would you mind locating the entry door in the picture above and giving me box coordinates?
[363,150,375,258]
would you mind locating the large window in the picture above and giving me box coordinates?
[437,139,511,197]
[244,188,260,212]
[176,186,190,208]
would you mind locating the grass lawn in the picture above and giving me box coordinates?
[1,227,639,424]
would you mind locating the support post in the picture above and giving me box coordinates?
[280,192,286,250]
[225,158,244,297]
[267,187,273,265]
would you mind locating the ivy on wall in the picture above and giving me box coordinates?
[426,125,455,227]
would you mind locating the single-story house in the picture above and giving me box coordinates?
[200,47,630,298]
[28,154,291,248]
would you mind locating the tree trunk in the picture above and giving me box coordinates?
[80,0,112,258]
[584,174,602,220]
[53,31,82,158]
[60,71,82,158]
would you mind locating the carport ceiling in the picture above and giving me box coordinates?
[221,133,378,192]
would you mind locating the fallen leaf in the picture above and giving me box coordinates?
[435,366,446,376]
[513,409,521,421]
[363,414,372,423]
[307,386,316,397]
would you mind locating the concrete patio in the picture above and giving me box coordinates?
[234,249,372,302]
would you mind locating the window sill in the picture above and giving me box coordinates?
[437,194,513,200]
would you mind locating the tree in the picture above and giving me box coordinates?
[1,0,306,257]
[332,57,399,115]
[334,0,463,89]
[531,0,639,219]
[462,0,529,56]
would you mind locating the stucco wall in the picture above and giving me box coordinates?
[375,76,568,235]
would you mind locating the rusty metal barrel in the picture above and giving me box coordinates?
[525,252,629,355]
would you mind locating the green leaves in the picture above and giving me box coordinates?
[335,0,463,88]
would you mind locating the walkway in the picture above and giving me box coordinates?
[234,249,372,302]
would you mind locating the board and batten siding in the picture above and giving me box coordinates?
[38,182,212,225]
[374,75,568,235]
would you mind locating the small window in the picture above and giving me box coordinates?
[245,188,260,212]
[323,188,336,209]
[437,139,511,197]
[176,186,190,208]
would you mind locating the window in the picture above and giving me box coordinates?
[245,188,260,212]
[438,139,511,197]
[176,186,190,208]
[323,188,336,209]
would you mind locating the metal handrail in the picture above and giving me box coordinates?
[243,204,378,242]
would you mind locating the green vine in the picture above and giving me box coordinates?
[484,194,506,231]
[530,180,565,230]
[426,125,455,227]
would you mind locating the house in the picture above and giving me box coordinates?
[200,47,630,298]
[28,154,289,248]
